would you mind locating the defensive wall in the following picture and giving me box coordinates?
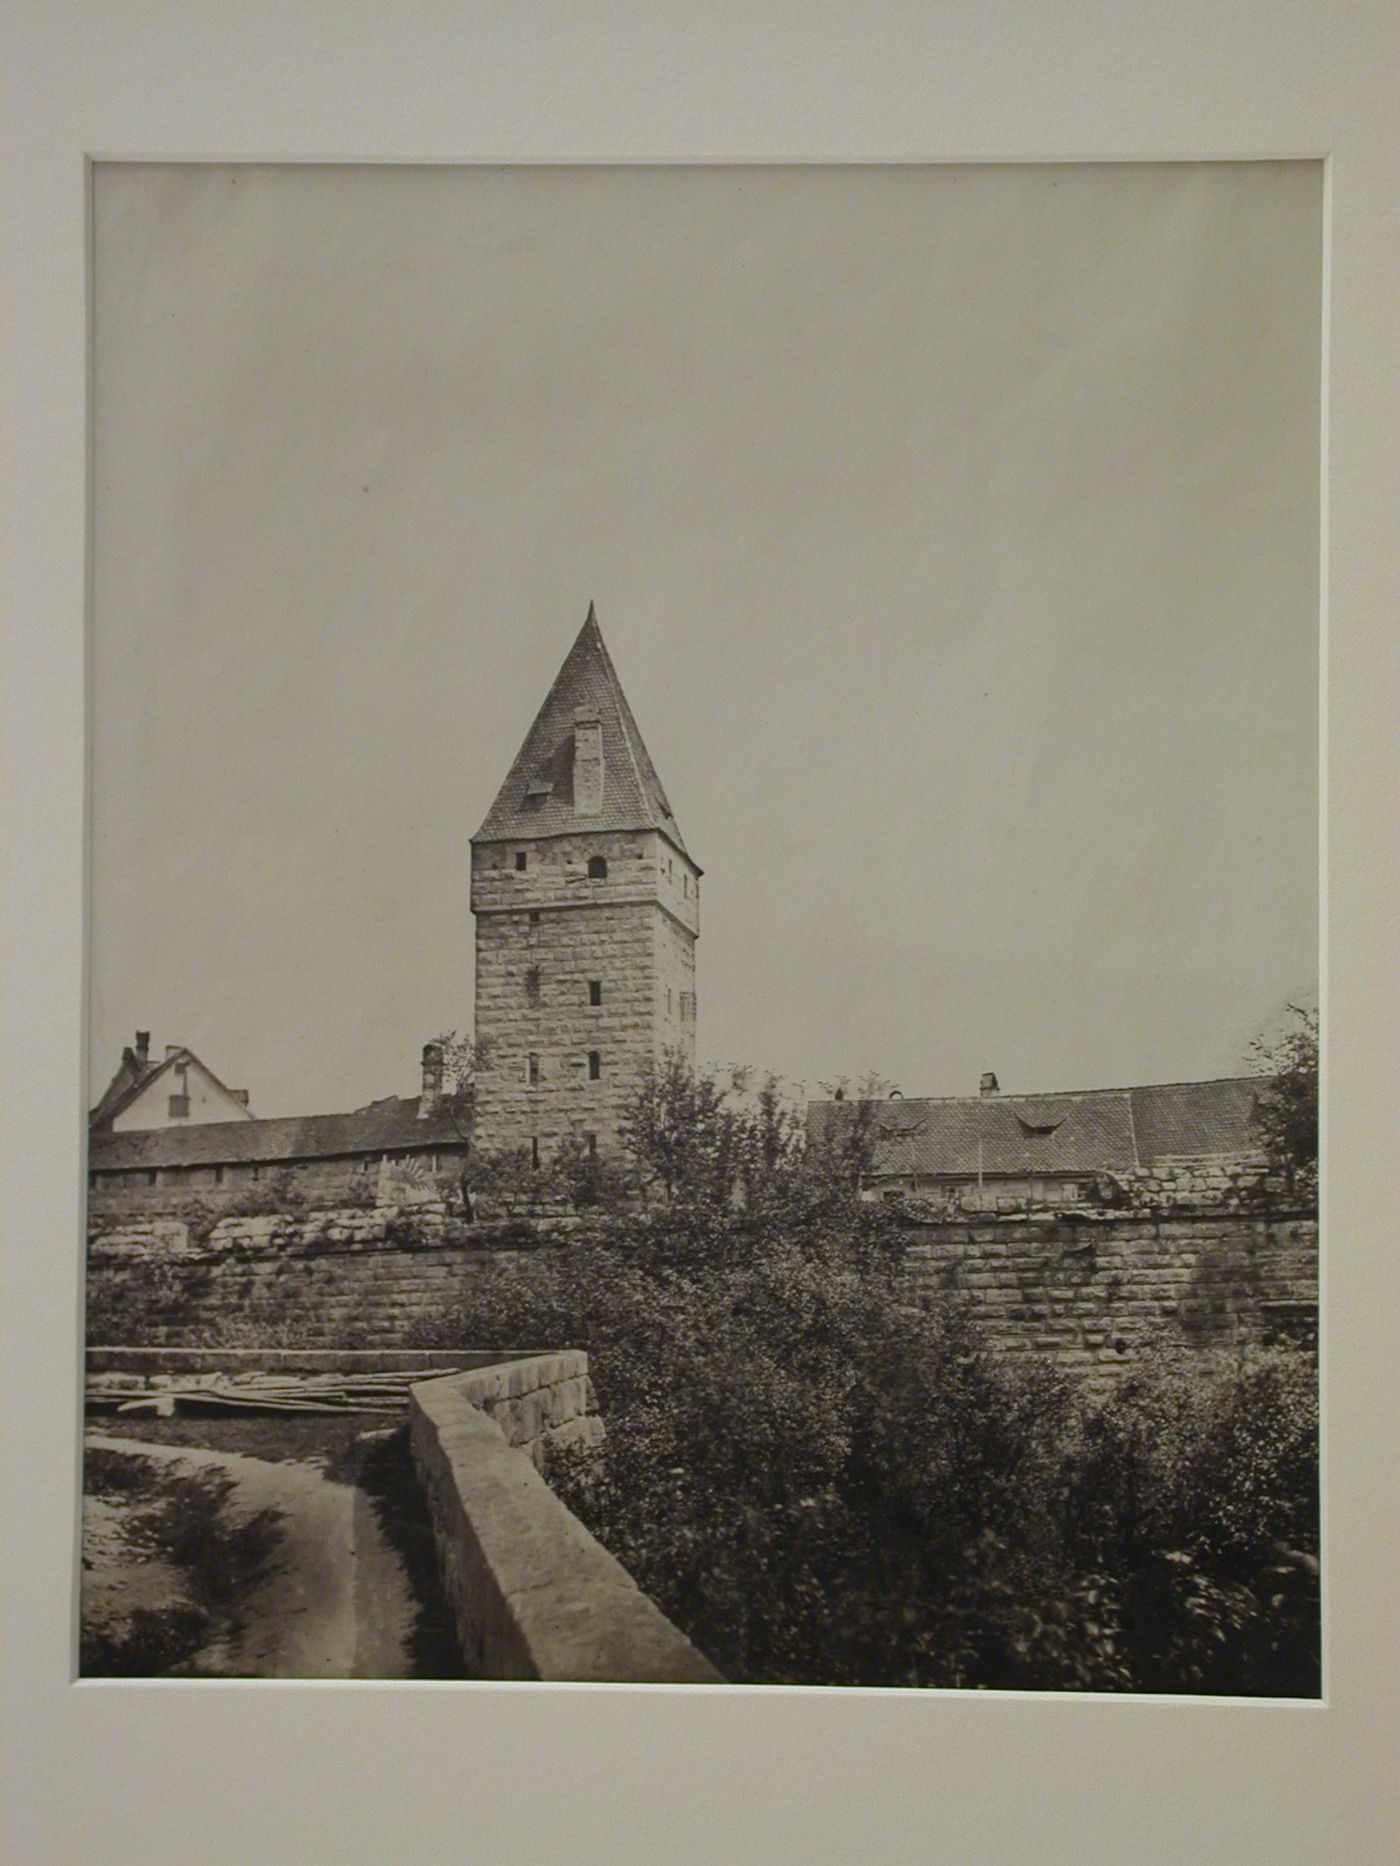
[901,1206,1317,1379]
[86,1197,1318,1371]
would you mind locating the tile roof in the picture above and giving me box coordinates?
[806,1076,1267,1179]
[1127,1076,1266,1161]
[89,1050,165,1129]
[474,604,692,856]
[89,1096,467,1171]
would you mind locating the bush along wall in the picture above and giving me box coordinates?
[413,1199,1319,1695]
[86,1198,1316,1370]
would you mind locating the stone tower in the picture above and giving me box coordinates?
[470,605,700,1163]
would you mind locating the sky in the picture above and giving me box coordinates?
[89,162,1322,1116]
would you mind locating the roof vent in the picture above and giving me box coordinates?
[980,1071,999,1097]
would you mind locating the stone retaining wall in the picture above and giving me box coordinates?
[408,1358,721,1682]
[902,1207,1317,1380]
[84,1202,539,1348]
[86,1198,1317,1376]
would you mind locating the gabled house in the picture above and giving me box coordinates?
[89,1031,254,1132]
[87,1039,470,1218]
[807,1071,1273,1211]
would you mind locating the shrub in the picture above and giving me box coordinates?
[426,1174,1318,1693]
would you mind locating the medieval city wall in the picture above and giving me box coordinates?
[85,1201,523,1349]
[86,1149,465,1223]
[86,1198,1317,1375]
[902,1207,1318,1378]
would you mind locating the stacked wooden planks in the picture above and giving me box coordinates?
[87,1368,465,1417]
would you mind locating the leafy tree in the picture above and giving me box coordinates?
[1250,1004,1318,1202]
[420,1140,1319,1693]
[812,1072,900,1189]
[618,1053,785,1204]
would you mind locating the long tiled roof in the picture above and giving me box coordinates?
[806,1076,1267,1179]
[474,605,691,855]
[89,1096,467,1171]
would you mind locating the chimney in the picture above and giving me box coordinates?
[980,1071,999,1098]
[134,1031,150,1064]
[573,707,604,816]
[419,1039,445,1116]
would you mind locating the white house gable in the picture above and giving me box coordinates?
[109,1050,254,1131]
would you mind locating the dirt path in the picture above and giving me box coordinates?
[85,1433,430,1679]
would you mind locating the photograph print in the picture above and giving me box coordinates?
[82,160,1321,1691]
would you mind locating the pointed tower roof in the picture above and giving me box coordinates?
[474,604,692,856]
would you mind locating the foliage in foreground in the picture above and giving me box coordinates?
[422,1185,1319,1695]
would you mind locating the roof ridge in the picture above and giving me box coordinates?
[810,1074,1264,1108]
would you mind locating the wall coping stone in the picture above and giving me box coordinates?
[410,1357,721,1684]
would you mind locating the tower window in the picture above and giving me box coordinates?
[683,873,690,897]
[586,1132,598,1155]
[515,851,527,872]
[526,965,541,1006]
[531,1137,540,1169]
[588,979,602,1006]
[528,910,540,926]
[587,855,608,879]
[588,1051,601,1080]
[667,988,673,1014]
[527,1052,540,1085]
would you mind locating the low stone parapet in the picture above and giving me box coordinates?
[409,1356,721,1683]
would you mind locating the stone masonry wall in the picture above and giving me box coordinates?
[87,1149,465,1223]
[901,1207,1318,1382]
[87,1198,1316,1379]
[85,1201,535,1349]
[409,1360,721,1682]
[471,827,698,1159]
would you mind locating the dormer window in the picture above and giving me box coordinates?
[588,856,608,880]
